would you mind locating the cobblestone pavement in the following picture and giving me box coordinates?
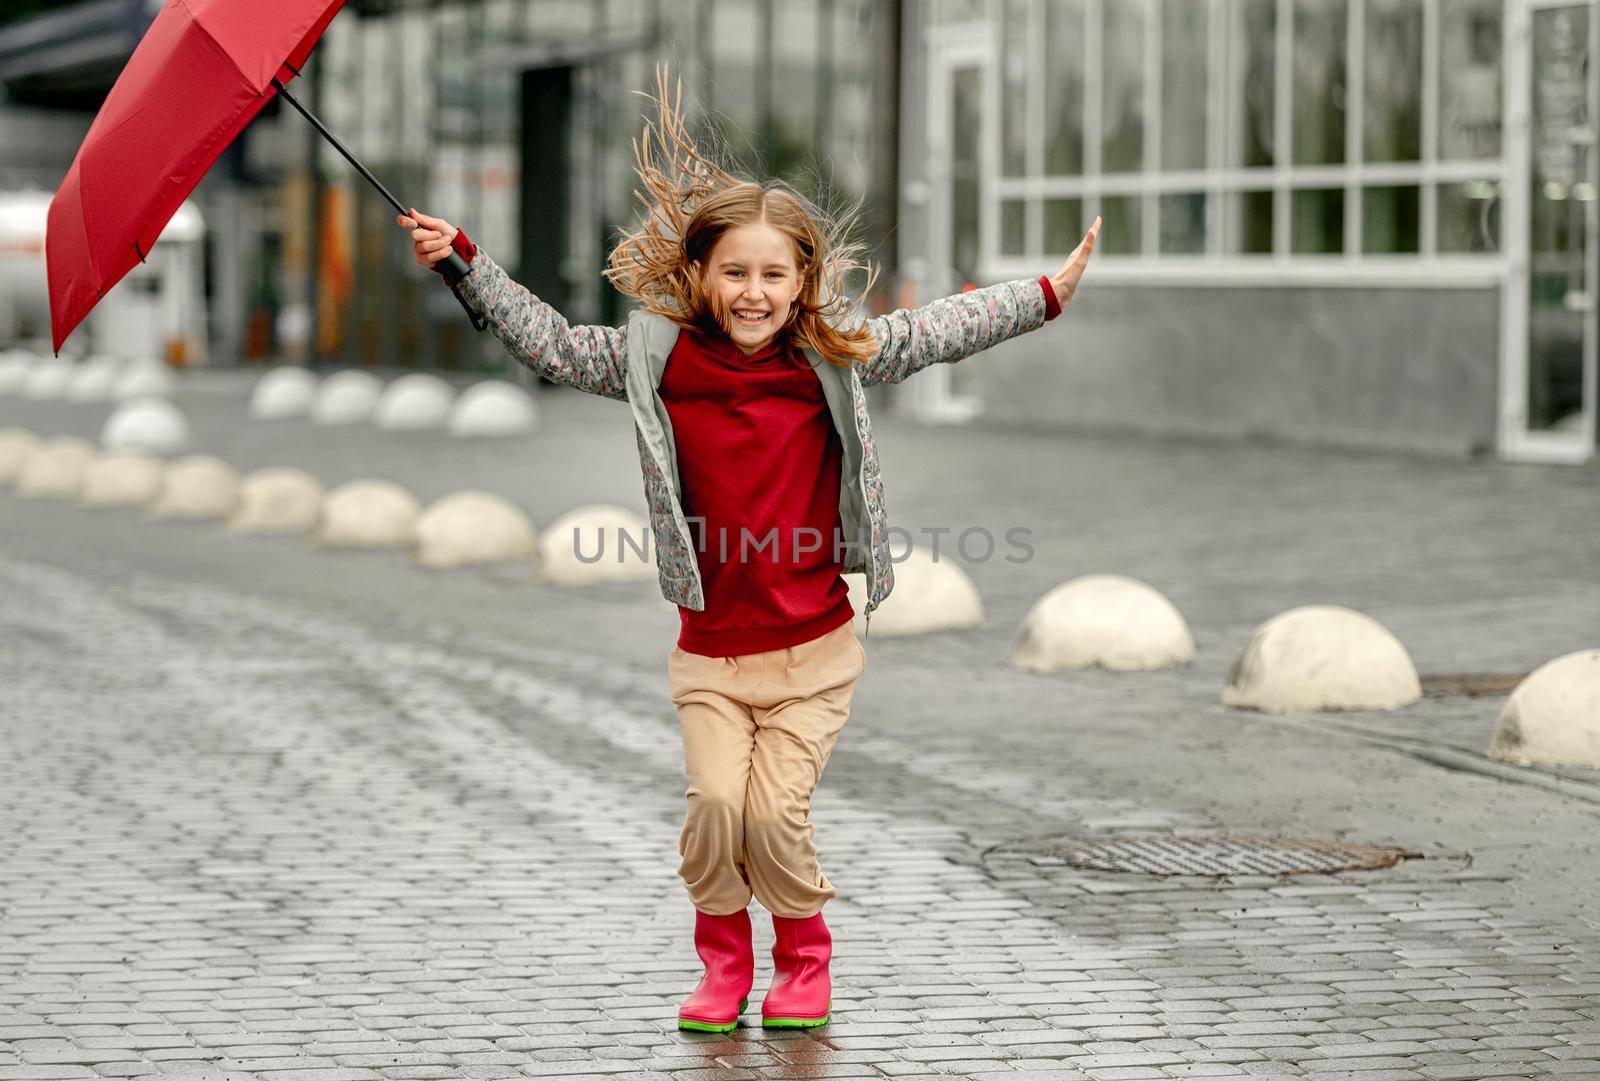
[2,374,1599,1081]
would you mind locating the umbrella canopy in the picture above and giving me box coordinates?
[47,0,345,353]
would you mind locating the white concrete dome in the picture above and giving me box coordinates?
[101,397,190,454]
[1012,574,1195,672]
[0,427,42,485]
[415,490,537,568]
[310,370,383,425]
[375,372,457,431]
[1221,604,1421,713]
[226,467,326,535]
[147,455,241,520]
[0,351,33,394]
[111,360,175,401]
[536,503,654,583]
[249,366,319,420]
[66,355,123,402]
[79,451,164,508]
[447,380,536,437]
[1489,650,1600,768]
[845,545,985,637]
[20,358,73,400]
[315,478,421,548]
[13,436,97,499]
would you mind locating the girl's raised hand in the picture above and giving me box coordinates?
[1048,215,1102,310]
[396,208,458,268]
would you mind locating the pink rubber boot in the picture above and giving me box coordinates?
[761,910,832,1028]
[678,907,755,1033]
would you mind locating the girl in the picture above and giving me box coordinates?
[398,68,1099,1035]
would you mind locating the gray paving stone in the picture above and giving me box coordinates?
[91,1064,163,1077]
[3,386,1600,1081]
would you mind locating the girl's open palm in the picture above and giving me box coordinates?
[1049,216,1102,310]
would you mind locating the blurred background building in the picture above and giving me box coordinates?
[0,0,1594,463]
[905,0,1595,463]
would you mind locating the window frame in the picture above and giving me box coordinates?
[981,0,1506,287]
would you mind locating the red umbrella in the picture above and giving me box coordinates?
[46,0,479,355]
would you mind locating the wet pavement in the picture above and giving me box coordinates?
[1,369,1598,1080]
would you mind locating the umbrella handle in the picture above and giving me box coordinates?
[271,76,486,333]
[432,251,488,331]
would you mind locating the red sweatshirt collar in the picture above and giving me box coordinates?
[687,323,793,365]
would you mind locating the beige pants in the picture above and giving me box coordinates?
[667,621,866,919]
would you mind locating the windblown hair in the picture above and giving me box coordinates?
[603,65,881,369]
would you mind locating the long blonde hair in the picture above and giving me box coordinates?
[603,65,880,369]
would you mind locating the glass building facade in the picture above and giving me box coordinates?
[267,0,899,376]
[896,0,1595,462]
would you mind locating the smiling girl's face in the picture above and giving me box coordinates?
[695,221,804,356]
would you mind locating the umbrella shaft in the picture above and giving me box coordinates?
[271,76,406,217]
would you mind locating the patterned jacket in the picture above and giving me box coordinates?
[454,250,1052,639]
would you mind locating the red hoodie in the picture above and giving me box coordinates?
[660,323,855,656]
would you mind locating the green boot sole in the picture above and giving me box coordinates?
[761,1000,832,1029]
[678,996,748,1033]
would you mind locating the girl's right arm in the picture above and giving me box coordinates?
[400,210,628,402]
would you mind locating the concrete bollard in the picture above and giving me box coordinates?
[13,436,97,499]
[375,373,456,431]
[315,478,422,548]
[1222,604,1421,713]
[536,504,654,583]
[1489,650,1600,768]
[249,366,319,420]
[0,427,42,486]
[0,351,33,394]
[415,490,538,568]
[310,370,383,425]
[66,355,123,402]
[102,398,191,454]
[226,468,326,536]
[844,545,984,637]
[79,452,165,508]
[111,359,175,400]
[147,455,241,520]
[1012,574,1195,672]
[20,358,74,400]
[447,380,537,437]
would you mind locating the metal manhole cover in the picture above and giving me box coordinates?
[1420,673,1524,698]
[1029,834,1418,876]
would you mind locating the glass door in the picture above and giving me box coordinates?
[901,22,990,424]
[1503,0,1599,461]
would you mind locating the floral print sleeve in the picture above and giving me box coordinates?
[854,278,1049,388]
[453,249,629,401]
